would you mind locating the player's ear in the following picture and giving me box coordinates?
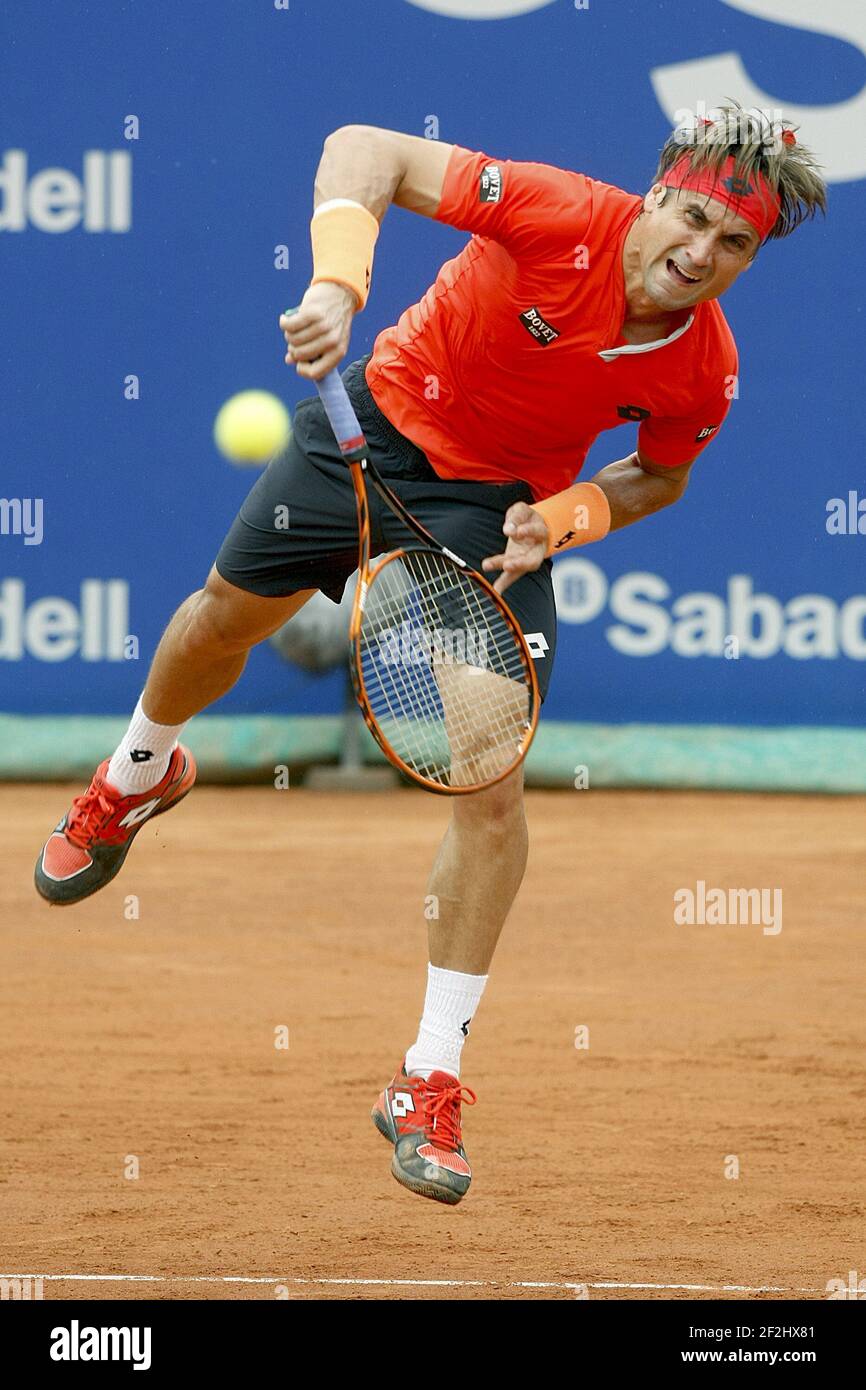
[644,184,666,213]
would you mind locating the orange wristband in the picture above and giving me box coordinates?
[531,482,611,556]
[310,199,379,310]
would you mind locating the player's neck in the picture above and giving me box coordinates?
[621,264,686,340]
[619,304,688,346]
[620,217,689,344]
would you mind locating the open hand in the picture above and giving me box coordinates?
[482,501,550,596]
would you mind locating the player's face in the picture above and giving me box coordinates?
[640,188,760,309]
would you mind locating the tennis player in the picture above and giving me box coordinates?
[35,106,826,1205]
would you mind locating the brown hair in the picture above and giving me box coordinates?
[655,102,827,242]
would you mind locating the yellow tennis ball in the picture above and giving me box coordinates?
[214,390,291,464]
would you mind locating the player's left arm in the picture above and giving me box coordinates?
[592,448,693,529]
[484,368,733,593]
[482,450,693,595]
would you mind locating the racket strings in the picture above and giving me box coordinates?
[357,550,532,788]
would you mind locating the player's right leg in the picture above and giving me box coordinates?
[34,358,381,906]
[34,573,314,905]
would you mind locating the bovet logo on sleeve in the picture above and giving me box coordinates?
[518,307,560,345]
[479,163,502,203]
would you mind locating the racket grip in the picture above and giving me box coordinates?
[283,305,368,460]
[314,371,368,460]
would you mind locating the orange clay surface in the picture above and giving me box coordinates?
[3,785,864,1301]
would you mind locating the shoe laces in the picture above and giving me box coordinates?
[66,784,119,847]
[421,1078,477,1152]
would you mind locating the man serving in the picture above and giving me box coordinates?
[36,106,826,1205]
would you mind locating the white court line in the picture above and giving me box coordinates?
[1,1273,823,1294]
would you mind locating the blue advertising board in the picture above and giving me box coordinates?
[2,0,864,728]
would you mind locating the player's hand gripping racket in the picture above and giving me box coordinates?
[309,364,539,794]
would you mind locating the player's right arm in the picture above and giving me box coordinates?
[281,125,454,378]
[314,125,455,220]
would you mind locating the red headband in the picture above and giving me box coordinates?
[661,153,781,240]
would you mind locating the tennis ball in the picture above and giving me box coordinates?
[213,390,291,464]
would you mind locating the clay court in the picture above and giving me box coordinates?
[4,783,863,1301]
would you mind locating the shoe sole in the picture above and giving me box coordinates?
[390,1161,465,1206]
[35,780,194,907]
[372,1100,467,1206]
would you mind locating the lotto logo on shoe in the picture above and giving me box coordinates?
[0,150,132,232]
[391,1091,416,1119]
[118,799,162,829]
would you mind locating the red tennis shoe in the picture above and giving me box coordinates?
[34,745,196,906]
[372,1062,477,1205]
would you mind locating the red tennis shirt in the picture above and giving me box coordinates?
[365,145,738,501]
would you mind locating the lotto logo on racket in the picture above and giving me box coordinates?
[377,621,489,672]
[479,163,502,203]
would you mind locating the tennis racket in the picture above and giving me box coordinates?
[310,366,539,795]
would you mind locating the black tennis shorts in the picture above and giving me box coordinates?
[215,354,557,700]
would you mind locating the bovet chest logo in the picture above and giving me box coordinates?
[519,307,560,345]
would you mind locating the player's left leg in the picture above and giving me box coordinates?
[372,486,556,1201]
[372,767,528,1203]
[426,762,528,975]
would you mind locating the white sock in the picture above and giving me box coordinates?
[405,963,489,1080]
[106,695,186,794]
